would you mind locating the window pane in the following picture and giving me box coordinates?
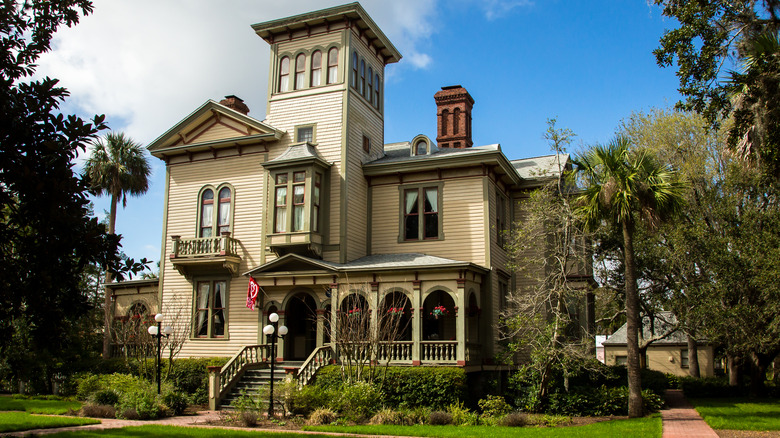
[297,127,313,143]
[212,309,224,336]
[276,173,288,184]
[213,281,224,308]
[196,283,210,336]
[359,59,365,95]
[312,205,319,233]
[368,67,373,103]
[275,186,287,233]
[416,141,426,155]
[218,187,230,232]
[295,53,305,90]
[405,214,419,240]
[351,52,358,88]
[275,187,287,206]
[404,190,419,240]
[374,74,380,108]
[293,171,305,182]
[424,188,438,212]
[424,212,438,238]
[293,205,305,231]
[293,184,305,204]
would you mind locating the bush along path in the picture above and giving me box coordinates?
[661,389,718,438]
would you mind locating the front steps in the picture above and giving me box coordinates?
[220,362,303,411]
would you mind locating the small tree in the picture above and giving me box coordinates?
[501,119,597,403]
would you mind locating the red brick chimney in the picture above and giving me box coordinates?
[219,95,250,115]
[434,85,474,148]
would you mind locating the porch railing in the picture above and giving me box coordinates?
[297,345,334,387]
[377,341,414,362]
[171,234,239,258]
[217,344,271,398]
[421,341,457,363]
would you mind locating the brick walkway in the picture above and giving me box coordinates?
[662,389,719,438]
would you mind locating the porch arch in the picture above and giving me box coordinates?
[281,290,318,361]
[379,291,412,341]
[422,289,456,341]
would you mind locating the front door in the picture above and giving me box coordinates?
[284,293,317,360]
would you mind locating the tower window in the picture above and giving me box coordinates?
[363,135,371,153]
[351,51,358,88]
[278,56,290,92]
[359,59,366,96]
[296,125,314,143]
[367,67,373,105]
[310,50,322,87]
[295,53,306,90]
[374,73,380,109]
[327,47,338,84]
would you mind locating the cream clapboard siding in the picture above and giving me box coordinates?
[160,153,266,357]
[343,30,386,262]
[266,91,345,263]
[370,176,487,265]
[345,94,382,261]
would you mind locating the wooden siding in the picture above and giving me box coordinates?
[370,176,487,265]
[160,155,267,357]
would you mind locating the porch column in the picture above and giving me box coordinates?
[456,278,466,366]
[276,310,286,362]
[316,309,326,348]
[412,280,421,365]
[370,281,380,363]
[330,281,339,361]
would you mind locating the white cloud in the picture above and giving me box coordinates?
[35,0,440,143]
[480,0,534,20]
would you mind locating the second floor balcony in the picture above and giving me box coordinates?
[169,233,241,278]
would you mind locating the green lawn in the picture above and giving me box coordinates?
[304,416,662,438]
[0,395,82,414]
[43,425,341,437]
[0,411,99,433]
[690,398,780,431]
[32,417,662,438]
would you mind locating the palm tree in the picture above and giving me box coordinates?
[573,136,684,418]
[84,132,151,359]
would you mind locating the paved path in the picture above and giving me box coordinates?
[662,389,719,438]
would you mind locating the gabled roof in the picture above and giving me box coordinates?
[603,311,704,346]
[251,2,402,65]
[147,100,283,159]
[245,253,489,277]
[511,154,570,180]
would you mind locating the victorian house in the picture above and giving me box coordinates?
[108,2,593,408]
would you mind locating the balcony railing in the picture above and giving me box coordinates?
[171,233,239,258]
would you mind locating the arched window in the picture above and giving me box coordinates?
[310,50,322,87]
[374,73,380,109]
[454,108,461,134]
[199,189,214,237]
[367,67,373,105]
[327,47,338,84]
[359,59,366,96]
[415,140,427,156]
[294,53,306,90]
[351,52,358,88]
[278,57,290,92]
[217,187,231,235]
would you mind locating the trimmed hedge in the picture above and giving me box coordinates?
[673,376,745,398]
[545,387,664,416]
[314,365,466,409]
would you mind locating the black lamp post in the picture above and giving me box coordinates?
[147,313,173,394]
[263,312,287,417]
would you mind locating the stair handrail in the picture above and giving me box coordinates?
[218,344,270,397]
[297,344,334,387]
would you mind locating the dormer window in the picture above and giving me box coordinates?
[411,135,434,156]
[415,140,427,156]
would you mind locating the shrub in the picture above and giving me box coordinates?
[163,391,188,416]
[117,387,163,420]
[80,403,116,418]
[314,365,466,409]
[428,410,453,425]
[369,407,411,425]
[403,406,432,424]
[478,395,511,417]
[331,381,382,421]
[677,376,743,398]
[75,374,102,400]
[89,388,120,407]
[165,357,228,404]
[231,390,263,425]
[500,412,528,427]
[544,386,664,416]
[447,401,479,426]
[308,408,338,425]
[278,380,329,416]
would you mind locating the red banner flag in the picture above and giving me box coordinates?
[246,277,259,310]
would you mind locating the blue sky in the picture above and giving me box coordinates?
[36,0,682,271]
